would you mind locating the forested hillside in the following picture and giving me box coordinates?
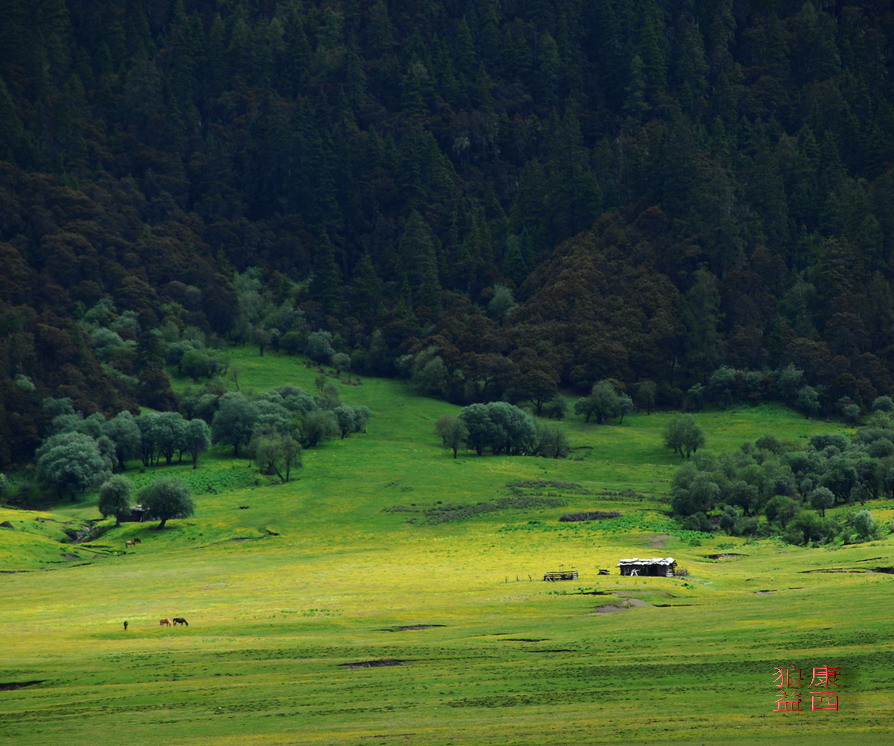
[2,0,894,466]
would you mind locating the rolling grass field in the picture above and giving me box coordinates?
[2,348,894,745]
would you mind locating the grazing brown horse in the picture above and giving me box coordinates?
[172,617,188,627]
[159,618,171,627]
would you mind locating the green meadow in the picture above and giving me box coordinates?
[2,348,893,745]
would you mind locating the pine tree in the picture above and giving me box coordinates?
[534,32,561,106]
[671,15,708,116]
[350,253,385,319]
[398,211,442,321]
[36,0,73,83]
[682,269,725,381]
[0,74,30,163]
[635,0,668,104]
[544,108,601,244]
[623,55,649,120]
[310,235,344,316]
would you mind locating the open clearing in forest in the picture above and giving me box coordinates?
[2,348,893,744]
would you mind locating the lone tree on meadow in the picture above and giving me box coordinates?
[103,411,142,471]
[535,422,570,458]
[435,414,468,458]
[98,475,133,526]
[574,380,620,423]
[154,411,187,465]
[663,414,705,458]
[809,486,835,518]
[212,393,258,456]
[636,381,657,414]
[249,427,302,482]
[458,403,498,455]
[617,394,635,424]
[299,409,338,448]
[331,352,351,377]
[184,418,212,468]
[138,478,194,529]
[35,432,109,500]
[333,405,370,438]
[511,370,558,415]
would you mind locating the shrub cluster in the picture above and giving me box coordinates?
[671,415,894,544]
[435,404,570,459]
[422,496,566,524]
[559,512,622,522]
[686,364,890,422]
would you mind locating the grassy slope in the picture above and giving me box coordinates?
[1,348,893,745]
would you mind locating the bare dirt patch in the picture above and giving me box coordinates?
[531,649,572,653]
[594,604,627,614]
[380,624,446,632]
[648,534,673,549]
[800,568,866,574]
[621,599,652,608]
[0,680,43,691]
[205,533,277,545]
[339,659,410,669]
[362,735,417,740]
[754,590,777,595]
[497,638,547,642]
[594,598,653,614]
[703,553,747,560]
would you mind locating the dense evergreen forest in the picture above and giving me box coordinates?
[2,0,894,468]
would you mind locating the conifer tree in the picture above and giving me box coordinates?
[310,235,344,316]
[398,211,442,321]
[682,270,724,381]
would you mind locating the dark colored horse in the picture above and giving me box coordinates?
[172,617,188,626]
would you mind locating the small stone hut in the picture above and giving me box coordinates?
[617,557,676,577]
[120,505,148,523]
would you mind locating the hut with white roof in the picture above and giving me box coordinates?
[617,557,676,577]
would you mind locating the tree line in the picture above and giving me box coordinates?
[2,1,894,466]
[6,376,370,509]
